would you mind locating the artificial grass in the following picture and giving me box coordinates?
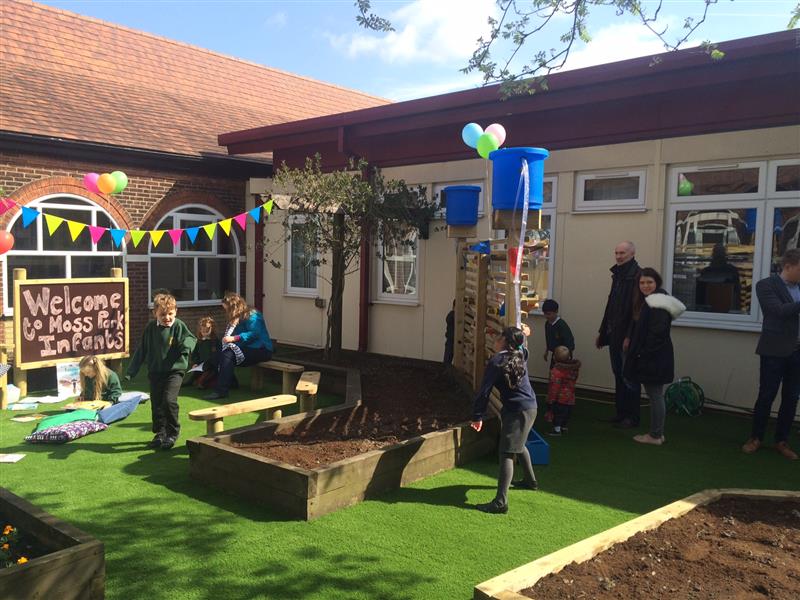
[1,369,798,600]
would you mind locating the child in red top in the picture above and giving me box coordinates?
[546,346,581,436]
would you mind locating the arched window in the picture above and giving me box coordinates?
[3,195,124,315]
[148,205,241,304]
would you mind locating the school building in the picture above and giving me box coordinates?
[218,30,799,414]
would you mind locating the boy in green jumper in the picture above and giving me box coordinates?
[126,293,196,450]
[542,299,575,366]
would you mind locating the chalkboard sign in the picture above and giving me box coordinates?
[13,277,129,369]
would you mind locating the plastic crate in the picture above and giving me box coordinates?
[525,429,550,465]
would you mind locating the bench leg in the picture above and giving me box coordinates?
[281,372,292,394]
[207,419,224,435]
[309,393,317,411]
[298,391,309,412]
[267,408,282,420]
[251,368,263,391]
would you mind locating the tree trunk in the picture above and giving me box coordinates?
[326,212,346,359]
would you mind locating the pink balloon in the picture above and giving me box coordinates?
[485,124,506,146]
[83,172,100,194]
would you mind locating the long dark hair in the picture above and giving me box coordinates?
[632,267,663,319]
[498,326,526,389]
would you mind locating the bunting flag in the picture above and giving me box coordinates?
[110,229,126,248]
[88,225,106,245]
[233,213,247,231]
[0,198,14,215]
[149,230,166,247]
[45,214,64,236]
[202,222,216,241]
[248,206,262,223]
[68,220,86,241]
[264,199,274,215]
[22,206,39,228]
[185,227,200,244]
[130,230,147,248]
[218,218,232,236]
[168,229,183,246]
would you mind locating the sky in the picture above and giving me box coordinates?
[36,0,798,101]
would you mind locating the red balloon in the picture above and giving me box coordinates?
[0,231,14,255]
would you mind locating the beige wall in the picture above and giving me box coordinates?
[252,125,799,412]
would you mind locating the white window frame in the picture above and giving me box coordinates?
[285,215,319,298]
[669,161,766,202]
[574,169,647,212]
[373,234,421,305]
[2,194,125,316]
[768,158,800,199]
[432,180,486,220]
[148,204,242,307]
[541,175,558,207]
[527,206,557,315]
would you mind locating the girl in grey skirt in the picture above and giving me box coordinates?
[471,326,539,514]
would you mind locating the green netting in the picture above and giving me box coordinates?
[665,377,705,416]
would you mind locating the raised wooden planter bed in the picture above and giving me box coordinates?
[473,488,800,600]
[0,488,104,600]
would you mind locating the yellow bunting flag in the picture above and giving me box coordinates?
[67,220,86,241]
[149,230,165,247]
[202,222,216,241]
[130,230,147,248]
[44,214,64,235]
[218,218,232,236]
[263,199,274,215]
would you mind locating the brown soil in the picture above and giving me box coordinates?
[522,497,800,600]
[233,351,472,469]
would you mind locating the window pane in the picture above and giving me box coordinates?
[771,206,800,274]
[6,256,65,308]
[672,208,756,314]
[180,219,212,252]
[583,176,640,201]
[776,165,800,192]
[72,255,121,278]
[524,213,552,305]
[677,168,759,197]
[217,230,236,255]
[43,208,92,251]
[381,235,417,295]
[543,181,553,204]
[95,212,115,252]
[9,214,38,251]
[290,223,317,289]
[151,257,194,301]
[198,258,236,300]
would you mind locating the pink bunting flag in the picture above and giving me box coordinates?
[233,213,247,231]
[0,198,13,215]
[168,229,183,246]
[88,225,106,245]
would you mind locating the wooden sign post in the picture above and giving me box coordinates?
[8,268,129,402]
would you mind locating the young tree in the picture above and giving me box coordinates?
[356,0,799,97]
[271,155,435,357]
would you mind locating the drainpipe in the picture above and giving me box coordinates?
[358,230,370,352]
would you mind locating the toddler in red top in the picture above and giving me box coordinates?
[546,346,581,436]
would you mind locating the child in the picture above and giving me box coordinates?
[546,346,581,436]
[443,300,455,365]
[78,355,122,404]
[126,293,196,450]
[185,316,218,388]
[541,299,575,366]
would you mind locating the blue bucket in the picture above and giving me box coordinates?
[443,185,480,226]
[525,429,550,465]
[489,147,549,210]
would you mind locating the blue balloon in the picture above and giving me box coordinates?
[461,123,483,149]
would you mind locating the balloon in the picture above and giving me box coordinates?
[678,175,694,196]
[0,231,14,255]
[111,171,128,194]
[485,123,506,146]
[461,122,483,149]
[97,173,116,194]
[476,132,499,159]
[83,172,100,194]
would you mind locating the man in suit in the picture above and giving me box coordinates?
[742,248,800,460]
[596,241,642,427]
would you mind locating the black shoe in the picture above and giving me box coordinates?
[548,429,562,437]
[511,480,539,491]
[476,501,508,514]
[160,437,177,450]
[147,435,164,449]
[204,392,227,400]
[614,419,636,429]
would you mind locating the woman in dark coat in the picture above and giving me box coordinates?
[623,268,686,446]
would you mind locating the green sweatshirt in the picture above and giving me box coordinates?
[127,318,197,377]
[82,369,123,404]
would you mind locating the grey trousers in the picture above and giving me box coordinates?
[644,383,666,438]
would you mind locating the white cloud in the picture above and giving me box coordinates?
[381,72,485,101]
[265,11,288,29]
[328,0,498,65]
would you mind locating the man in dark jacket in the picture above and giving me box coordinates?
[742,249,800,460]
[596,241,642,427]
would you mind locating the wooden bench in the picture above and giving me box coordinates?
[295,371,321,412]
[189,394,296,435]
[250,360,304,393]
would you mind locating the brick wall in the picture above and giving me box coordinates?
[0,151,250,351]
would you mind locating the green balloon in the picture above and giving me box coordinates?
[476,132,499,159]
[678,177,694,196]
[111,171,128,194]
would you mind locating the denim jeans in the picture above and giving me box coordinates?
[212,346,273,396]
[751,348,800,443]
[97,394,143,424]
[609,344,641,424]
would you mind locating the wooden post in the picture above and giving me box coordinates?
[298,390,310,412]
[268,408,282,420]
[453,240,467,372]
[0,348,8,410]
[12,268,27,399]
[472,254,489,390]
[105,267,125,374]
